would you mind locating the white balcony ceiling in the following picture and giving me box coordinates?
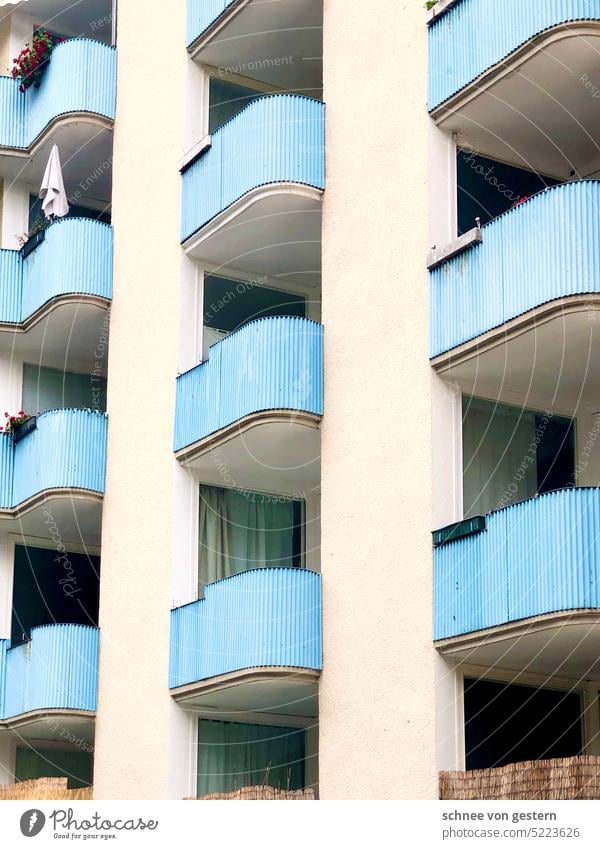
[191,0,322,97]
[433,25,600,181]
[4,0,112,43]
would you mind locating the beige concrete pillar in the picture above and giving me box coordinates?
[93,0,188,799]
[318,0,437,799]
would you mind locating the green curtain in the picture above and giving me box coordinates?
[197,720,305,797]
[198,484,302,589]
[15,748,93,789]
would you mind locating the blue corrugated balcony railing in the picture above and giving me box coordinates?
[430,181,600,357]
[0,625,99,718]
[434,488,600,640]
[169,568,322,688]
[0,39,116,149]
[187,0,234,46]
[181,94,325,242]
[428,0,600,110]
[174,316,323,452]
[0,409,107,508]
[0,218,112,323]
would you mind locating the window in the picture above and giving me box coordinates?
[198,484,304,590]
[464,677,583,770]
[197,719,306,797]
[11,545,100,645]
[462,396,575,518]
[209,78,264,133]
[202,274,307,352]
[456,149,560,235]
[22,364,107,414]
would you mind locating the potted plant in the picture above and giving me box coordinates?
[17,217,47,258]
[11,28,62,93]
[3,411,36,443]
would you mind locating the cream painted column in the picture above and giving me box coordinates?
[93,0,189,799]
[319,0,436,799]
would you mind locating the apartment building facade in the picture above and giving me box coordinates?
[0,0,592,802]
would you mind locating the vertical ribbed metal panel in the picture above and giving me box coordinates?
[174,316,323,451]
[0,76,26,147]
[0,641,7,718]
[434,488,600,639]
[2,625,99,718]
[169,568,322,688]
[0,249,23,323]
[26,40,116,144]
[429,0,600,109]
[187,0,232,45]
[430,182,600,357]
[13,409,107,505]
[181,95,325,241]
[21,219,112,320]
[0,435,14,508]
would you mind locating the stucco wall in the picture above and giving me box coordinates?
[318,0,437,799]
[92,0,188,799]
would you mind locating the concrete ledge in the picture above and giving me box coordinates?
[427,226,482,270]
[426,0,462,25]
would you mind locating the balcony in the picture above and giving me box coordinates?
[181,95,324,281]
[428,1,600,177]
[0,409,107,511]
[169,567,321,714]
[434,488,600,675]
[0,624,99,720]
[440,756,600,801]
[0,218,111,332]
[430,181,600,361]
[175,316,322,489]
[186,1,322,98]
[0,39,115,150]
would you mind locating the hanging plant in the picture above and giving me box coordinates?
[3,411,30,435]
[11,29,62,93]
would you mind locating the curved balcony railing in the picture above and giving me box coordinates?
[169,568,322,688]
[174,316,323,452]
[0,409,107,508]
[0,625,99,719]
[430,181,600,357]
[428,0,600,110]
[434,488,600,640]
[181,94,325,242]
[0,39,116,148]
[187,0,234,46]
[0,218,112,323]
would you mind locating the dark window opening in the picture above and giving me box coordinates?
[204,274,306,334]
[209,78,265,133]
[464,677,583,771]
[11,545,100,645]
[456,149,561,236]
[28,194,111,233]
